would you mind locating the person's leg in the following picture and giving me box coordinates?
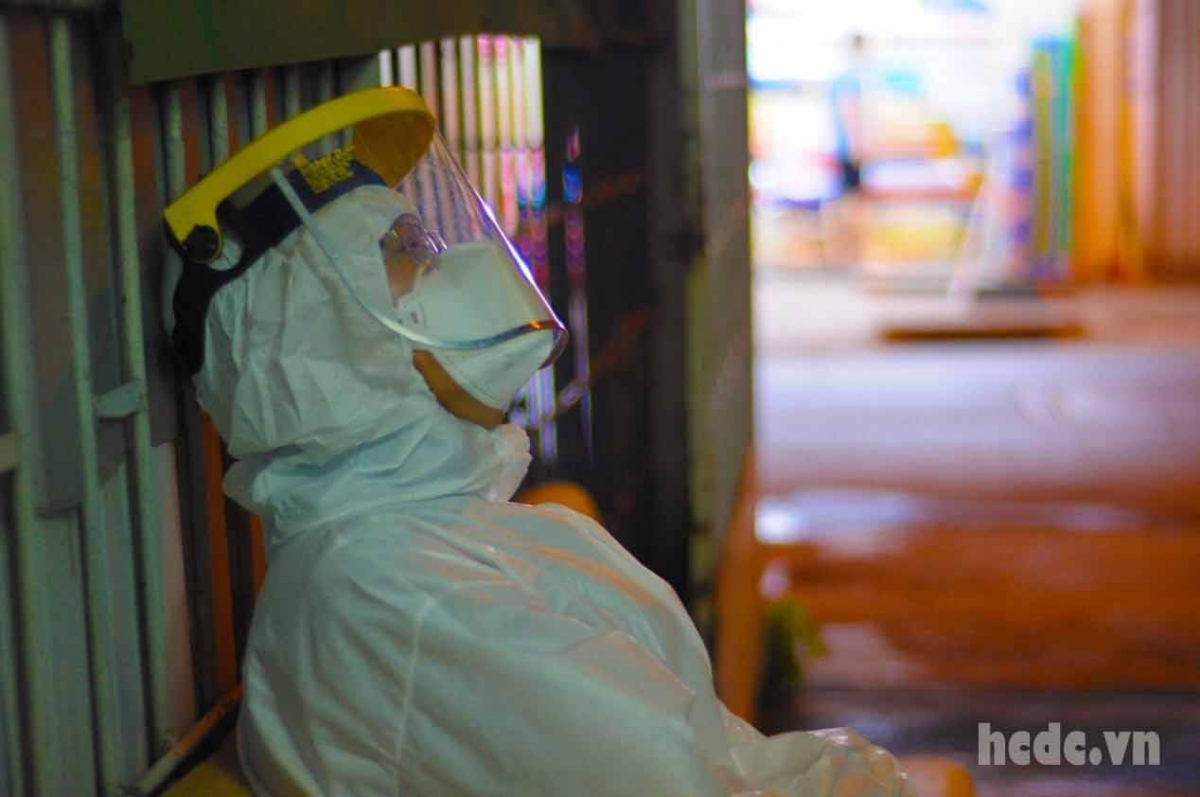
[834,160,865,266]
[841,190,864,267]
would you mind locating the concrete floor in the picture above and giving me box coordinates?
[752,273,1200,796]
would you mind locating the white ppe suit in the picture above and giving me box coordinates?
[194,186,915,796]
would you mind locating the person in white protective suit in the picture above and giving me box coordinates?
[163,87,915,797]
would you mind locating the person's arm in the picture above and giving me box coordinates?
[403,585,733,796]
[724,714,916,797]
[402,584,914,796]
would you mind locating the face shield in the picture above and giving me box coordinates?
[165,87,566,411]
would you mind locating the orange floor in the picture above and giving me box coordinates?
[750,275,1200,796]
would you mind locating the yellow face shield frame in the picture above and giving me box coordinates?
[163,86,435,264]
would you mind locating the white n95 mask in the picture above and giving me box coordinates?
[394,241,558,409]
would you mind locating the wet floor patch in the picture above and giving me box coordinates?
[763,687,1200,797]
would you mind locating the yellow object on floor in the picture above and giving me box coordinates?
[163,734,250,797]
[899,755,976,797]
[514,480,604,523]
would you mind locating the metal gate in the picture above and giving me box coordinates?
[0,1,751,793]
[0,7,384,793]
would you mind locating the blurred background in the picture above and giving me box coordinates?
[748,2,1200,796]
[0,1,1198,795]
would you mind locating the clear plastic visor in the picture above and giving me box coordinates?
[256,125,565,365]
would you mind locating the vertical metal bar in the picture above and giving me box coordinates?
[335,55,385,94]
[459,37,480,188]
[398,45,418,89]
[158,83,185,338]
[511,37,527,222]
[324,63,355,148]
[249,70,268,139]
[50,14,119,789]
[232,74,252,153]
[419,41,439,112]
[417,40,445,227]
[159,81,221,723]
[0,26,18,793]
[220,70,260,659]
[507,36,534,441]
[522,36,545,227]
[409,43,437,232]
[315,61,335,153]
[0,561,21,797]
[200,417,237,693]
[564,125,592,461]
[0,19,49,797]
[378,50,394,87]
[522,38,558,462]
[282,65,302,119]
[440,38,461,165]
[429,41,457,240]
[392,46,423,210]
[510,38,529,271]
[236,62,278,611]
[495,37,518,236]
[111,50,167,754]
[207,78,230,173]
[478,37,499,220]
[193,80,239,698]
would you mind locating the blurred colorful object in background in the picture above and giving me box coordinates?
[747,0,1084,289]
[923,0,990,11]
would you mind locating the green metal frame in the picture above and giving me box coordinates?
[0,3,753,794]
[1,16,53,796]
[120,0,598,83]
[0,6,403,791]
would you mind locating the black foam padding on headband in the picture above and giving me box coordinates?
[170,162,386,376]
